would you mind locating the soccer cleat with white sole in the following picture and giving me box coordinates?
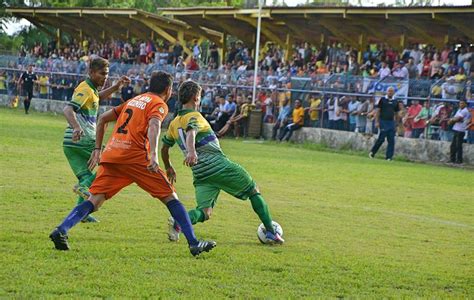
[167,216,181,242]
[265,231,285,245]
[189,240,216,257]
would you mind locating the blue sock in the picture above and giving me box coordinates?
[57,201,95,234]
[166,199,199,246]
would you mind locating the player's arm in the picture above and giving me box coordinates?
[161,145,176,184]
[98,75,130,101]
[147,117,162,173]
[87,109,118,170]
[184,129,198,167]
[63,106,84,142]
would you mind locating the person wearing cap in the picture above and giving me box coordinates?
[369,87,400,161]
[448,99,471,164]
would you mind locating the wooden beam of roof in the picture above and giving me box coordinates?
[132,17,192,57]
[180,20,223,46]
[397,19,439,46]
[55,15,105,40]
[318,19,359,48]
[107,16,149,40]
[84,17,127,40]
[16,14,56,39]
[435,17,474,41]
[202,17,254,45]
[234,15,285,47]
[29,15,83,40]
[161,6,474,17]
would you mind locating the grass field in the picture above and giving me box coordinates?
[0,107,473,298]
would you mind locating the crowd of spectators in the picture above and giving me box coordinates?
[1,37,473,144]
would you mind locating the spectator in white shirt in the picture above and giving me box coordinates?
[379,61,391,79]
[448,100,471,164]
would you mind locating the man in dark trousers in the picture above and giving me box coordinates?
[448,99,471,164]
[18,64,38,114]
[369,87,400,161]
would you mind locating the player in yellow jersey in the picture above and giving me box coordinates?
[62,56,129,223]
[162,80,284,244]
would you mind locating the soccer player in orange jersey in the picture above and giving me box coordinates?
[50,71,216,257]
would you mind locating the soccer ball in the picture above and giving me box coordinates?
[257,221,283,244]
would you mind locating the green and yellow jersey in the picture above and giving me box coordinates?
[162,109,228,181]
[63,79,99,149]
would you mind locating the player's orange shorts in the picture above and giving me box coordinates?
[89,163,175,200]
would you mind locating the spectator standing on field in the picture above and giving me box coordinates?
[448,99,471,164]
[369,87,400,161]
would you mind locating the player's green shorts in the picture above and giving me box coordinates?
[193,159,257,209]
[63,146,94,181]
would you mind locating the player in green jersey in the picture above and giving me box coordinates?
[161,80,284,244]
[63,56,129,222]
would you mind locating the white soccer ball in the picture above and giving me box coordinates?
[257,221,283,244]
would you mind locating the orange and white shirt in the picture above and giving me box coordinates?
[101,93,168,165]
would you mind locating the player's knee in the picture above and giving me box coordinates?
[250,186,260,195]
[202,208,212,221]
[89,194,106,212]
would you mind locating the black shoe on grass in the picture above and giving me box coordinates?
[189,240,216,257]
[49,228,70,250]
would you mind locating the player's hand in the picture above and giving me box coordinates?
[87,149,101,171]
[166,166,177,184]
[117,75,131,87]
[147,155,160,173]
[184,151,198,167]
[72,127,84,142]
[375,122,380,129]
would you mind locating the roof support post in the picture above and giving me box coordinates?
[284,33,292,63]
[358,33,366,64]
[56,28,61,49]
[220,32,227,66]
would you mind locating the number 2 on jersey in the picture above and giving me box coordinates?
[117,108,133,134]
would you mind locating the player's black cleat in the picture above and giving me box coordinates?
[189,240,216,257]
[49,228,70,250]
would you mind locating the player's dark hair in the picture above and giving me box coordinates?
[178,80,202,104]
[89,57,109,71]
[149,71,173,95]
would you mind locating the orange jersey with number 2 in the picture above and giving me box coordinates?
[100,92,168,165]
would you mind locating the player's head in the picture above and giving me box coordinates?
[88,57,109,88]
[178,80,202,108]
[459,99,467,109]
[149,71,173,101]
[27,64,34,72]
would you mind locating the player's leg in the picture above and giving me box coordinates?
[49,163,131,250]
[129,165,216,256]
[218,160,284,244]
[189,182,220,224]
[23,90,29,114]
[386,127,396,160]
[167,182,218,242]
[370,128,387,157]
[63,146,98,222]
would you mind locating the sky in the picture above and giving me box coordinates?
[3,0,472,35]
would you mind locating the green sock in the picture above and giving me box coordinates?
[188,208,206,224]
[249,193,274,233]
[76,172,96,205]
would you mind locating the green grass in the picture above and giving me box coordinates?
[0,107,473,298]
